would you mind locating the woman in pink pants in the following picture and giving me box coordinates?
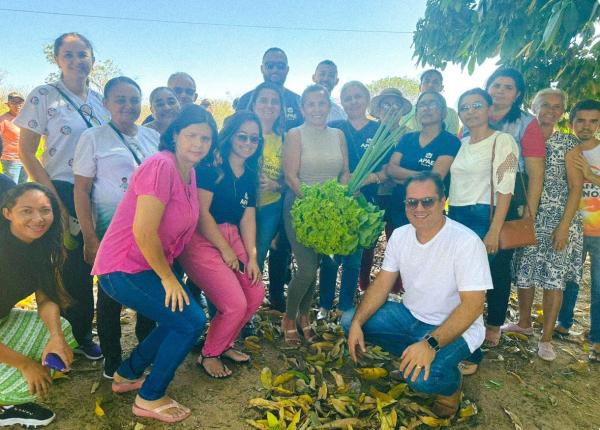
[179,111,265,378]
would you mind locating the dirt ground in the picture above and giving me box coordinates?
[12,252,600,430]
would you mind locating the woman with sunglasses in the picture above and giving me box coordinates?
[179,111,265,378]
[387,91,460,228]
[144,87,181,135]
[73,77,159,379]
[282,84,350,345]
[448,88,519,373]
[15,32,110,361]
[483,68,546,345]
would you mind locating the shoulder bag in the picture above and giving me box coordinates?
[489,135,538,250]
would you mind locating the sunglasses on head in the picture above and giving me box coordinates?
[458,102,484,113]
[404,197,438,209]
[173,87,196,96]
[235,133,262,144]
[264,61,287,71]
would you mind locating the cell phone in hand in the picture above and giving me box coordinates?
[43,353,67,372]
[238,260,245,273]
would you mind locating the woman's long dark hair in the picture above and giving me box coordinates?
[248,82,286,136]
[215,111,263,185]
[485,67,526,125]
[0,183,71,308]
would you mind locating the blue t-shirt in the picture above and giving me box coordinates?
[391,130,460,218]
[196,162,257,226]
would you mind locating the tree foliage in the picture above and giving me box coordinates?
[43,44,122,92]
[367,76,420,101]
[413,0,599,104]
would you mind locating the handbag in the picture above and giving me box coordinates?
[489,136,538,250]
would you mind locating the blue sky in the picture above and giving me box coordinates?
[0,1,498,106]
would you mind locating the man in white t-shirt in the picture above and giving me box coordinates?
[343,171,492,417]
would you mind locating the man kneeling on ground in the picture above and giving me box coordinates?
[342,171,492,417]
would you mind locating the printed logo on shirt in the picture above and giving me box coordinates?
[47,108,57,117]
[120,177,129,191]
[28,120,39,129]
[60,126,72,135]
[581,179,600,236]
[48,147,57,157]
[286,107,297,121]
[361,138,373,150]
[418,152,435,168]
[30,96,39,105]
[68,158,74,167]
[38,87,49,96]
[240,192,249,208]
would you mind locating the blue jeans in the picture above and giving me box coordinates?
[558,236,600,343]
[341,303,470,396]
[319,248,363,311]
[1,160,27,184]
[448,204,491,240]
[98,270,206,400]
[256,199,284,270]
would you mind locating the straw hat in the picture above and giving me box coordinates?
[369,88,412,119]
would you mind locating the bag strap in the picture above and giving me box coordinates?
[489,133,533,223]
[49,83,99,128]
[108,122,143,166]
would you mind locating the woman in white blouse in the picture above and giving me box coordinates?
[448,88,519,368]
[15,32,110,360]
[73,76,159,378]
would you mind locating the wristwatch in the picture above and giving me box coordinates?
[423,334,440,352]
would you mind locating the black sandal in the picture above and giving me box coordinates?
[196,355,232,379]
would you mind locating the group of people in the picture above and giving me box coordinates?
[1,31,599,426]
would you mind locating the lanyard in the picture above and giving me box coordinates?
[49,83,101,128]
[108,122,143,166]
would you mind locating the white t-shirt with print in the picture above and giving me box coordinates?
[73,124,159,236]
[449,131,519,206]
[14,81,110,183]
[381,218,493,352]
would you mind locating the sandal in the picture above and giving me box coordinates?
[589,347,600,363]
[432,375,462,418]
[196,355,232,378]
[537,341,556,361]
[297,315,316,342]
[281,319,301,346]
[221,348,251,364]
[112,374,146,393]
[132,400,191,423]
[501,322,534,336]
[553,326,571,340]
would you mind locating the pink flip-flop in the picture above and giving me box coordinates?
[132,400,191,423]
[111,376,145,394]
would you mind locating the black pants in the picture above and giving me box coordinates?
[97,287,156,373]
[61,242,94,347]
[487,248,515,326]
[267,221,291,313]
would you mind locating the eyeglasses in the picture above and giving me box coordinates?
[264,61,287,71]
[235,133,262,144]
[381,101,402,111]
[416,101,440,111]
[458,102,485,113]
[404,197,438,209]
[173,87,196,96]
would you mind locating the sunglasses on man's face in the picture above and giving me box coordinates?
[264,61,287,71]
[173,87,196,96]
[404,197,438,209]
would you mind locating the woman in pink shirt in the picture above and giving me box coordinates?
[92,105,217,423]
